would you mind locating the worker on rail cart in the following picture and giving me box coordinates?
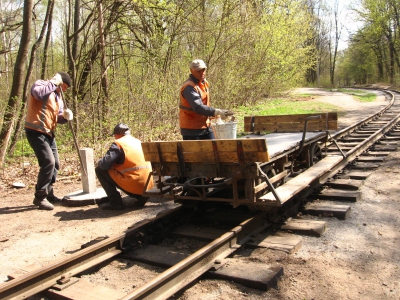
[95,123,154,210]
[179,59,231,140]
[25,72,74,211]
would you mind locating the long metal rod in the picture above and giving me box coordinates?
[59,88,87,176]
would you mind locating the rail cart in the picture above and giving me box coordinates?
[141,113,341,211]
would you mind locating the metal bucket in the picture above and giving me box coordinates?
[211,122,237,139]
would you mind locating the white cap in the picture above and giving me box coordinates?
[189,59,207,71]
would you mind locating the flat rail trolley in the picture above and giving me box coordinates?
[141,113,342,211]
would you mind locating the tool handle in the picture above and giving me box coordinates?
[59,88,87,176]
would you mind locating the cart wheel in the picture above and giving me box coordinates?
[310,143,322,166]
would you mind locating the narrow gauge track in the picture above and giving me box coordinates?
[0,89,399,300]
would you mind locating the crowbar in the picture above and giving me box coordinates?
[59,87,87,176]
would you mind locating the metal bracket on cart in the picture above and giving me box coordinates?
[256,163,282,205]
[326,131,346,158]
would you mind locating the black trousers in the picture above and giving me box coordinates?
[26,130,59,193]
[95,166,141,203]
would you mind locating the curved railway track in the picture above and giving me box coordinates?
[0,88,399,300]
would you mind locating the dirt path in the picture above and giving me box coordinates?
[0,88,399,299]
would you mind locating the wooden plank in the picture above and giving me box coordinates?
[349,134,371,138]
[142,138,269,163]
[247,235,302,254]
[46,278,125,300]
[247,122,337,133]
[327,145,353,151]
[209,259,283,290]
[324,178,363,190]
[337,142,360,146]
[357,156,385,162]
[316,189,361,202]
[363,152,389,156]
[339,137,366,142]
[244,113,338,132]
[381,136,400,140]
[244,113,337,123]
[124,244,191,268]
[171,225,226,241]
[345,171,372,180]
[274,219,327,237]
[302,203,351,220]
[372,145,397,151]
[378,141,399,145]
[351,163,380,169]
[259,156,343,205]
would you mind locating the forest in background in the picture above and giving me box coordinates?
[0,0,400,167]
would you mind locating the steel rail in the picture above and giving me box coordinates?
[0,207,184,299]
[331,90,395,140]
[120,212,268,300]
[319,92,400,184]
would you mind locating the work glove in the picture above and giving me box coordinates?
[214,108,229,120]
[49,73,63,86]
[214,108,235,120]
[63,109,73,121]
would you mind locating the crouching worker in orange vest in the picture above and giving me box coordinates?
[95,124,154,210]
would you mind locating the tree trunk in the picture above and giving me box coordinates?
[8,0,55,155]
[386,30,396,84]
[329,0,341,87]
[98,2,109,133]
[0,0,33,167]
[41,0,55,78]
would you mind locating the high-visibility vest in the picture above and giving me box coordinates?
[25,91,59,136]
[179,79,210,129]
[108,135,154,195]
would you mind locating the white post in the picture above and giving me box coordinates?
[79,148,97,194]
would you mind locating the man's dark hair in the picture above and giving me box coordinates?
[112,123,130,136]
[58,72,72,87]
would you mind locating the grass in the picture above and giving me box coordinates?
[338,88,377,102]
[232,97,342,135]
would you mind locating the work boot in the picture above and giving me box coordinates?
[134,196,148,207]
[47,185,62,204]
[33,190,54,210]
[100,202,124,210]
[96,196,110,205]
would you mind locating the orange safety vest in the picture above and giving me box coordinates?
[25,93,60,136]
[108,135,154,195]
[179,79,210,129]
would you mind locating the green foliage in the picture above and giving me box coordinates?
[341,0,400,85]
[336,29,379,86]
[8,137,34,158]
[1,0,332,161]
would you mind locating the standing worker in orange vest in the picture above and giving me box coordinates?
[25,72,74,211]
[179,59,231,140]
[95,123,154,210]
